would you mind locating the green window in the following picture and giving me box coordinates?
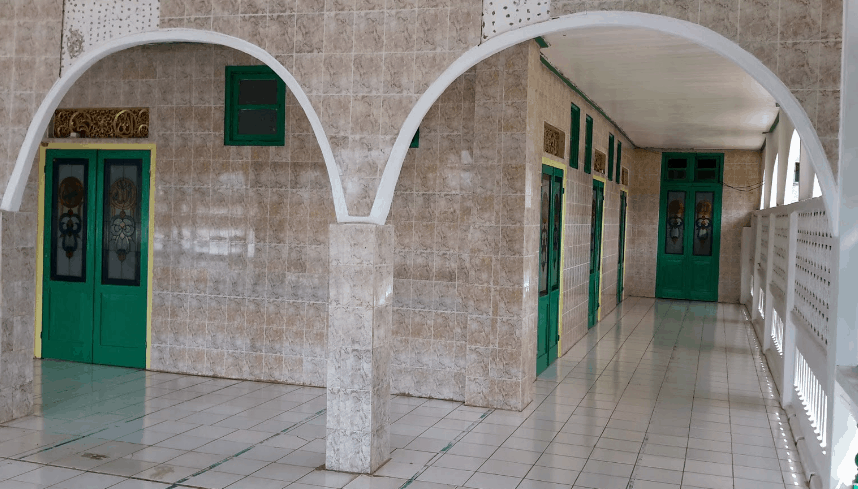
[569,103,580,169]
[584,115,593,174]
[225,66,286,146]
[607,133,615,180]
[661,153,724,183]
[616,142,622,183]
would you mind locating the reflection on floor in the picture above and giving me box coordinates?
[0,298,805,489]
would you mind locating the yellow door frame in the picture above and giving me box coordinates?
[35,142,156,369]
[541,157,567,353]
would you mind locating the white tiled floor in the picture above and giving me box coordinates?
[0,298,805,488]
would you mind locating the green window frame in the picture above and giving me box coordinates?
[616,141,623,183]
[569,103,580,169]
[410,128,420,148]
[225,66,286,146]
[584,115,593,174]
[661,152,724,183]
[607,133,615,180]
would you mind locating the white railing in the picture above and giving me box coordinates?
[760,219,770,272]
[772,213,790,298]
[794,209,832,346]
[773,308,784,355]
[796,348,828,448]
[750,197,834,489]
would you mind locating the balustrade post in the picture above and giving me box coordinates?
[782,211,799,407]
[763,213,776,352]
[752,214,763,322]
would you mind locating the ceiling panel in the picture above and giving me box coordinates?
[540,27,778,150]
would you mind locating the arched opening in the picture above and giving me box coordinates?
[384,15,812,407]
[785,130,801,205]
[1,29,352,224]
[28,40,336,386]
[373,11,838,234]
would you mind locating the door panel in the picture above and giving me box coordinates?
[588,180,604,328]
[537,165,563,375]
[656,184,721,302]
[93,152,149,368]
[538,172,550,372]
[617,191,627,304]
[42,149,149,369]
[42,151,97,363]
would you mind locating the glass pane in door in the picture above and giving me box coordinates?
[693,191,715,256]
[664,190,686,255]
[102,159,143,285]
[550,177,562,291]
[51,158,89,281]
[539,174,550,296]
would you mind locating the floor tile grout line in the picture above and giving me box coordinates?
[628,301,697,489]
[682,303,722,486]
[612,301,694,489]
[396,298,657,488]
[32,363,219,420]
[740,304,802,487]
[163,407,327,489]
[396,408,495,489]
[506,298,663,488]
[0,408,328,489]
[4,373,325,469]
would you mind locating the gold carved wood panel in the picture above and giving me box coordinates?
[594,150,606,175]
[52,108,149,139]
[543,122,565,160]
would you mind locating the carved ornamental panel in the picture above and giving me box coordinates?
[544,122,565,159]
[52,108,150,139]
[594,150,606,175]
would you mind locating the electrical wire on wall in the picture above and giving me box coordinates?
[638,148,765,193]
[722,181,764,192]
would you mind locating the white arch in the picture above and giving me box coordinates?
[0,29,363,223]
[370,11,840,234]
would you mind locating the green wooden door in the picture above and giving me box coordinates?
[42,149,150,368]
[537,165,563,375]
[655,153,722,302]
[42,150,98,363]
[617,191,627,305]
[588,179,605,328]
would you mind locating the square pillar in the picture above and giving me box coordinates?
[0,211,36,422]
[326,223,393,473]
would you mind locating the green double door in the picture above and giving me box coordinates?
[655,181,722,301]
[537,165,563,375]
[588,180,605,329]
[41,149,150,369]
[617,191,627,305]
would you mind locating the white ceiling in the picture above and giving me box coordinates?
[540,28,778,150]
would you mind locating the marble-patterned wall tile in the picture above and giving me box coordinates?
[158,0,483,216]
[0,0,62,203]
[326,223,392,473]
[0,164,39,422]
[0,0,60,423]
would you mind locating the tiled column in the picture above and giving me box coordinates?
[326,224,393,473]
[0,210,37,422]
